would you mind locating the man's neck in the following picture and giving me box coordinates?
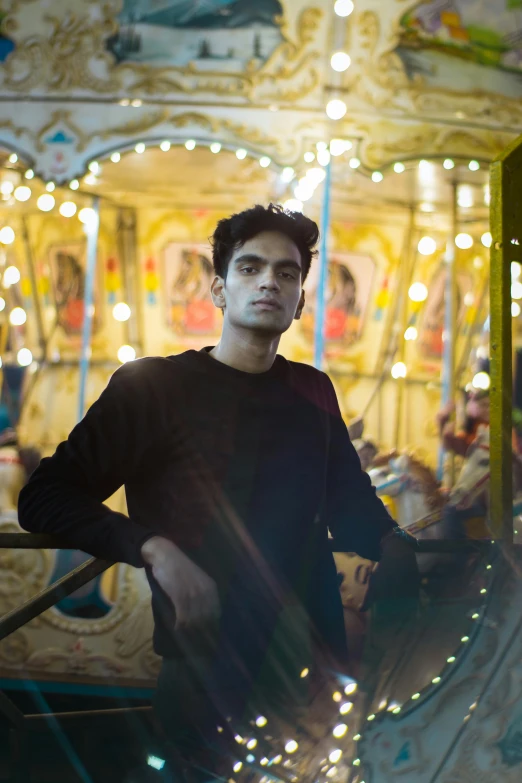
[210,326,280,374]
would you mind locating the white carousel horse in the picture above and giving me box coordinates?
[368,454,443,532]
[448,426,522,517]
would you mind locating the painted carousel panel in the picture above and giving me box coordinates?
[108,0,284,71]
[398,0,522,99]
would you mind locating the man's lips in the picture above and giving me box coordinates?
[252,299,282,310]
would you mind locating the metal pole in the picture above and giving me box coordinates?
[314,161,332,370]
[490,145,516,544]
[438,182,458,485]
[21,216,47,360]
[117,207,143,354]
[394,206,416,450]
[77,197,100,422]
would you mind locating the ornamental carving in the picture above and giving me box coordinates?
[0,1,323,106]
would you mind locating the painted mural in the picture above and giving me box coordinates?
[48,242,100,339]
[398,0,522,98]
[163,242,219,336]
[108,0,284,71]
[301,253,375,347]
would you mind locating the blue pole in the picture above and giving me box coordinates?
[314,161,332,370]
[77,197,100,422]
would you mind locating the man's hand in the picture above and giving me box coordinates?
[141,536,221,631]
[361,529,420,612]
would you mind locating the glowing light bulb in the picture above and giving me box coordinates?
[512,302,521,318]
[329,139,347,157]
[443,159,455,170]
[255,716,267,727]
[331,52,351,72]
[88,162,99,175]
[0,181,13,195]
[455,233,473,250]
[391,362,407,379]
[283,199,303,213]
[24,169,34,179]
[411,693,420,700]
[285,741,298,754]
[340,701,353,715]
[469,160,480,171]
[394,162,405,173]
[304,152,315,163]
[294,181,315,202]
[481,231,492,248]
[372,171,384,183]
[59,201,77,218]
[404,326,418,341]
[260,758,268,766]
[118,344,136,363]
[236,148,247,160]
[333,724,347,739]
[512,262,522,278]
[349,157,361,169]
[185,140,196,151]
[329,750,342,764]
[247,739,257,750]
[210,142,221,154]
[260,156,271,168]
[300,668,309,678]
[317,149,331,167]
[344,682,357,695]
[367,714,376,721]
[161,141,172,152]
[0,226,15,244]
[447,656,456,663]
[78,207,97,226]
[135,143,145,154]
[332,692,342,702]
[464,292,474,307]
[113,302,131,322]
[9,153,17,163]
[4,266,20,286]
[70,179,80,190]
[418,236,436,255]
[334,0,354,16]
[472,372,490,390]
[432,677,441,684]
[326,99,347,120]
[111,152,121,162]
[408,282,428,302]
[14,186,31,202]
[10,306,27,325]
[281,167,294,183]
[306,167,326,185]
[233,763,243,773]
[458,185,473,209]
[512,280,522,299]
[17,348,32,366]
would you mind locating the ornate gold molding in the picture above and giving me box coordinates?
[1,3,323,106]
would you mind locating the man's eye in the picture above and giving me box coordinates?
[280,272,296,280]
[241,266,256,274]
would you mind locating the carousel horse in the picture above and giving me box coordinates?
[448,425,522,529]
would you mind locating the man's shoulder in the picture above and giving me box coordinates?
[110,351,199,390]
[281,358,335,410]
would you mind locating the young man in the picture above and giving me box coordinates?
[18,204,417,777]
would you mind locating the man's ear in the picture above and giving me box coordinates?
[294,290,305,321]
[211,275,226,310]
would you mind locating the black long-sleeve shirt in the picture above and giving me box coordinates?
[18,348,395,664]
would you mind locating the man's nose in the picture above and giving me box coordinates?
[259,271,280,291]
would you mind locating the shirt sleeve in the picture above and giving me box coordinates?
[322,373,397,561]
[18,358,173,567]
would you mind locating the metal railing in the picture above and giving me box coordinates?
[0,531,498,781]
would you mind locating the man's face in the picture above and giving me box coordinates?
[211,230,305,337]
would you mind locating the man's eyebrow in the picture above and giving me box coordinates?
[233,254,302,271]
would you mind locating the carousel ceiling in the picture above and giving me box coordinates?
[0,0,519,212]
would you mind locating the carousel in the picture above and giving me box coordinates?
[0,0,520,780]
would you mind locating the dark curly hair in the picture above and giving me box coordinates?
[211,203,319,282]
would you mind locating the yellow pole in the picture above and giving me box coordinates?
[394,206,416,450]
[489,137,522,544]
